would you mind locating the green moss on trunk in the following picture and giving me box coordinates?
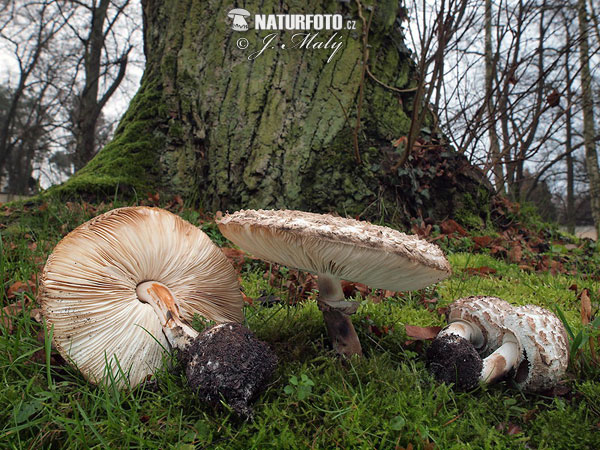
[58,0,490,224]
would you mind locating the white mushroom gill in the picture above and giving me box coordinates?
[40,207,243,388]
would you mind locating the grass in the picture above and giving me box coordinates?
[1,200,600,449]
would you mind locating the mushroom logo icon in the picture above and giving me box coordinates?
[228,9,250,31]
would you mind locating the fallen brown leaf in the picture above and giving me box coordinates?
[440,219,468,237]
[7,280,35,299]
[496,422,522,436]
[465,266,497,276]
[508,244,523,264]
[405,325,441,340]
[473,236,493,248]
[147,192,160,205]
[221,247,250,272]
[580,289,592,325]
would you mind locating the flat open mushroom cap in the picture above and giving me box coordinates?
[505,305,569,391]
[217,209,451,291]
[39,207,243,387]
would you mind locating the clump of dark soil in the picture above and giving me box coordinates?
[182,322,277,418]
[426,334,483,390]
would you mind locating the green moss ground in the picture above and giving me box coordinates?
[1,200,600,449]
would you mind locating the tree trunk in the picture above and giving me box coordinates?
[485,0,503,194]
[564,27,575,235]
[58,0,490,223]
[72,0,130,171]
[577,0,600,237]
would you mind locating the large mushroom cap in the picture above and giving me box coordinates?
[39,207,243,387]
[217,209,451,291]
[446,296,514,355]
[505,305,569,391]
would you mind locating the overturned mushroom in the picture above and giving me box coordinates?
[217,209,451,357]
[427,296,513,389]
[427,297,569,391]
[40,207,244,387]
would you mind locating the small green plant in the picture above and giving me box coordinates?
[283,374,315,401]
[554,304,600,377]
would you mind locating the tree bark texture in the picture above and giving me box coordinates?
[577,0,600,237]
[60,0,490,223]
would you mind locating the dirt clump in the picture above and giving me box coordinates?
[426,334,483,390]
[182,322,277,418]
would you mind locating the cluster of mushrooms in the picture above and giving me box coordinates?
[39,207,570,416]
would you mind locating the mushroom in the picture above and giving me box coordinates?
[39,206,244,387]
[217,209,451,357]
[427,297,569,391]
[503,304,569,391]
[427,296,513,389]
[228,8,250,31]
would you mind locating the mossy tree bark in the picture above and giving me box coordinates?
[59,0,489,224]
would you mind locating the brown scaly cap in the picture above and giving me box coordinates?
[39,207,243,387]
[505,305,569,391]
[217,209,451,291]
[446,296,514,356]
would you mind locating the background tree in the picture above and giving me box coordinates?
[408,0,600,230]
[577,0,600,235]
[57,0,134,170]
[0,0,67,191]
[57,0,489,223]
[0,0,141,193]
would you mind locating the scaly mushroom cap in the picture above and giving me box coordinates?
[505,305,569,391]
[217,209,451,291]
[446,296,514,355]
[39,207,243,387]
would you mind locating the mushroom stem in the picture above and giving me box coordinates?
[480,334,520,384]
[316,274,362,357]
[136,281,199,350]
[438,320,485,349]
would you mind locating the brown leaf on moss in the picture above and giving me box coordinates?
[465,266,497,276]
[165,195,184,211]
[147,192,160,205]
[341,280,369,298]
[580,289,592,325]
[405,325,441,340]
[496,422,523,436]
[411,221,432,238]
[221,247,252,273]
[508,244,523,263]
[440,219,468,236]
[473,236,493,248]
